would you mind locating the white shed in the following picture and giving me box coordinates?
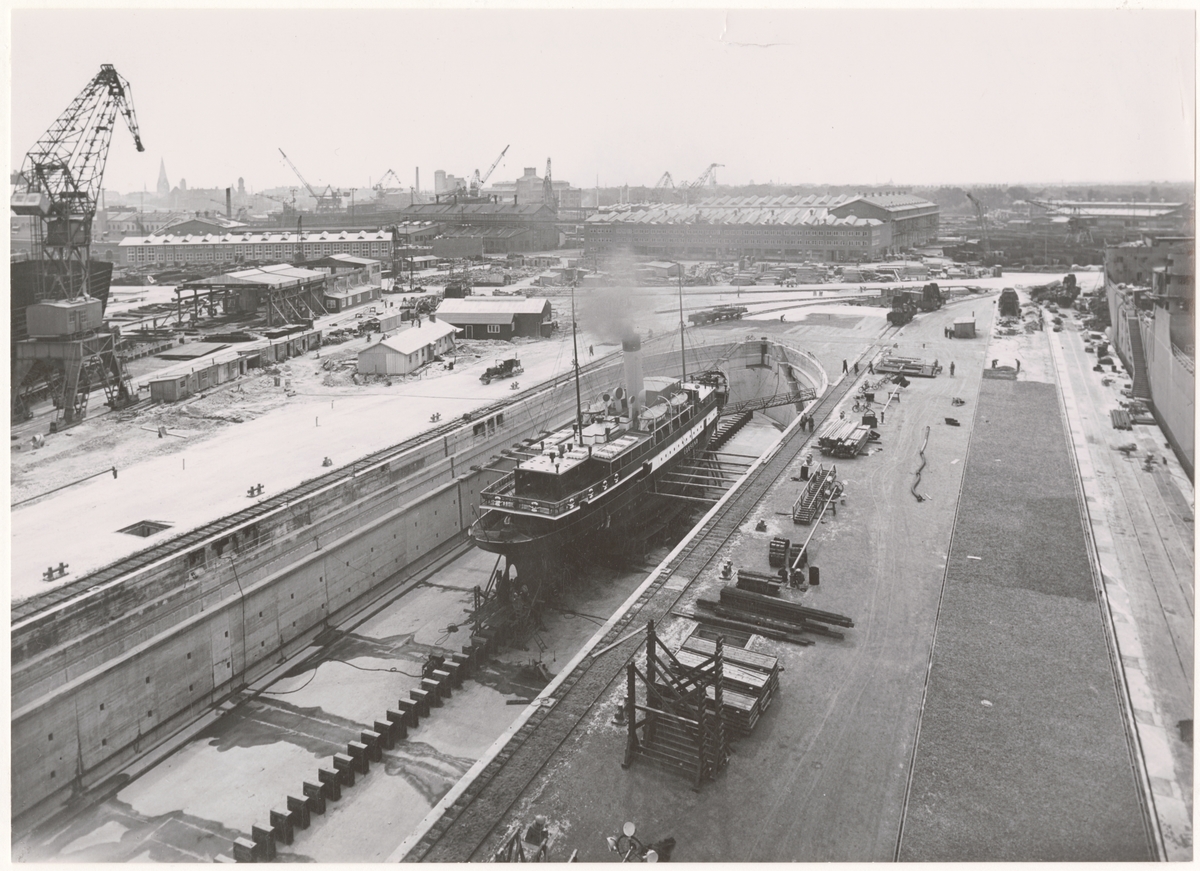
[357,319,459,375]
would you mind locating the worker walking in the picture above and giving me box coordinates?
[950,361,955,376]
[842,359,849,374]
[853,361,859,375]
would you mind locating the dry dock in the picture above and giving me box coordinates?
[401,290,1182,862]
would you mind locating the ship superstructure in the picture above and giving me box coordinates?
[471,335,724,581]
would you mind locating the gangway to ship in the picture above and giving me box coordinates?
[721,387,817,417]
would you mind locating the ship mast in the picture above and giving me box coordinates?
[677,263,687,382]
[571,279,584,439]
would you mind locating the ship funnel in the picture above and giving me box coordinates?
[622,335,643,423]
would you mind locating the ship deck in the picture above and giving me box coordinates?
[398,284,1190,862]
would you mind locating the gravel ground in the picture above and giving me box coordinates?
[899,378,1153,861]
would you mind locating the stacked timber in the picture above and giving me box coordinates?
[817,420,871,458]
[692,586,855,644]
[1110,408,1133,430]
[735,568,783,596]
[672,633,781,737]
[719,586,854,629]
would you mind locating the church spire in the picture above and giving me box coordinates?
[157,159,170,197]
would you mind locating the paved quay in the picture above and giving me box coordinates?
[403,286,1181,862]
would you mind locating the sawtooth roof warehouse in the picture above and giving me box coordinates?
[584,193,940,262]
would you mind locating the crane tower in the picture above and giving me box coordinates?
[11,64,145,426]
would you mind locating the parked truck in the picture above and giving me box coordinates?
[480,357,524,385]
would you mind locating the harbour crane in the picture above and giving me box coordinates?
[278,148,343,212]
[965,191,991,259]
[688,163,724,189]
[653,171,675,189]
[12,63,144,300]
[374,168,403,195]
[11,63,145,425]
[470,145,510,196]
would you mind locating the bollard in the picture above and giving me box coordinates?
[421,678,445,706]
[303,782,327,815]
[332,753,356,788]
[269,810,294,846]
[398,698,420,728]
[233,837,257,863]
[386,709,409,741]
[374,720,396,750]
[410,687,432,718]
[360,730,383,762]
[318,768,341,801]
[287,795,311,830]
[432,669,453,697]
[252,826,277,861]
[347,740,370,774]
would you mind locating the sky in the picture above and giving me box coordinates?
[9,7,1196,196]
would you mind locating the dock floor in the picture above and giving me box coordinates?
[403,287,1186,862]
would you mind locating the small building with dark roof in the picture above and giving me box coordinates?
[435,297,554,340]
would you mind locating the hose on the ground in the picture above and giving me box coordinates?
[911,425,931,502]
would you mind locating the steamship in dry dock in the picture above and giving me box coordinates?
[470,334,725,581]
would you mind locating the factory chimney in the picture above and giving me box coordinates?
[622,334,644,424]
[225,187,232,219]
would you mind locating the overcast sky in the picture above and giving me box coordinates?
[10,7,1196,195]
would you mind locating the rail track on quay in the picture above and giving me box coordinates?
[405,328,899,863]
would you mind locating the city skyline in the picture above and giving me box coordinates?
[11,8,1197,196]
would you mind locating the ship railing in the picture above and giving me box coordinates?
[480,469,626,517]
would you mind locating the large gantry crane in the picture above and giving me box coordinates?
[11,63,145,426]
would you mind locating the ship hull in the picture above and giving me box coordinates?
[471,416,719,581]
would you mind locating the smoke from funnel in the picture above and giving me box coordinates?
[579,249,654,344]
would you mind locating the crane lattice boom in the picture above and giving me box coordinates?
[654,171,675,189]
[965,191,991,257]
[375,169,403,192]
[13,64,144,221]
[279,148,342,211]
[688,163,724,189]
[12,63,145,299]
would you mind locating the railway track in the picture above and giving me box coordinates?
[408,330,896,862]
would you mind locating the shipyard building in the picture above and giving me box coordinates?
[118,227,431,267]
[583,193,939,261]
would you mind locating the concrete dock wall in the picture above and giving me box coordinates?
[11,338,820,823]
